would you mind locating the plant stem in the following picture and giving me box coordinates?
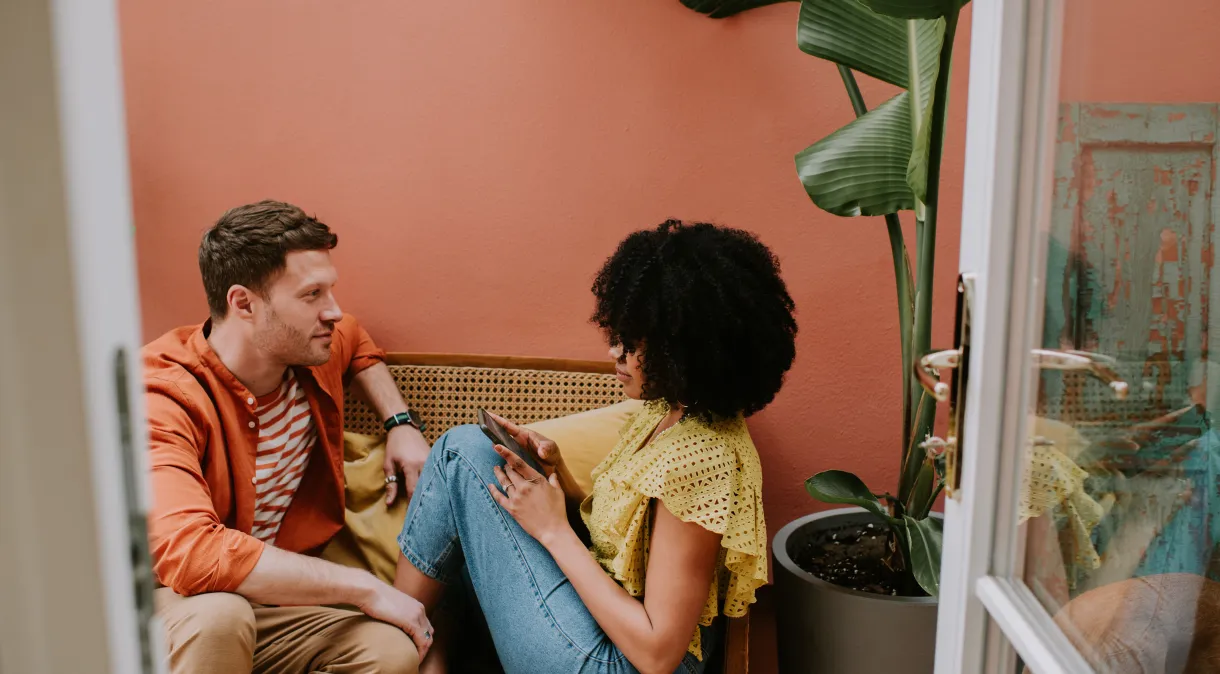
[912,11,959,361]
[838,64,916,463]
[904,11,959,502]
[889,216,914,457]
[898,388,930,503]
[837,65,868,117]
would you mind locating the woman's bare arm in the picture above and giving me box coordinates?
[541,500,721,674]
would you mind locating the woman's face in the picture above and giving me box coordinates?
[609,344,645,399]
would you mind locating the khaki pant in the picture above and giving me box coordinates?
[156,588,419,674]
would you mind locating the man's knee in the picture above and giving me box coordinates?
[184,591,255,636]
[159,591,255,672]
[345,619,420,673]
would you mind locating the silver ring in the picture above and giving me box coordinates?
[385,474,397,484]
[424,630,432,640]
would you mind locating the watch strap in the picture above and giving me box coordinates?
[383,410,426,433]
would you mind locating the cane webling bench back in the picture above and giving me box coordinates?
[344,353,627,443]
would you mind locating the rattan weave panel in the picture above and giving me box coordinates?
[345,364,626,443]
[1044,370,1187,429]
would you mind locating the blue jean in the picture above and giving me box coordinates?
[397,425,717,674]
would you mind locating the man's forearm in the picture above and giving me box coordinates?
[238,544,436,657]
[235,544,378,608]
[353,362,409,419]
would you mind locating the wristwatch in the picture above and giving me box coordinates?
[383,409,426,434]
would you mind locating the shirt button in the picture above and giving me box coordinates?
[251,476,257,485]
[247,397,254,405]
[248,421,256,429]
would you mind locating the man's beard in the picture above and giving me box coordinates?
[255,309,331,367]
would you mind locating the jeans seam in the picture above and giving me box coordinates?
[445,446,628,666]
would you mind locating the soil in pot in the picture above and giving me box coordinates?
[788,520,927,597]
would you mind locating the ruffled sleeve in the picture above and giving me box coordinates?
[625,418,769,616]
[581,409,769,660]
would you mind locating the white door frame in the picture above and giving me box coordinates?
[0,0,157,672]
[935,0,1094,672]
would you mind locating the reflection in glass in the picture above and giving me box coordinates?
[1014,2,1220,670]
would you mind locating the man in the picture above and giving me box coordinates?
[144,200,433,673]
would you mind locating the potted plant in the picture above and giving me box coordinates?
[680,0,969,671]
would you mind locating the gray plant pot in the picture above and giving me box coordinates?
[773,507,939,674]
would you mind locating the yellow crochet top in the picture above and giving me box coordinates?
[1019,417,1105,587]
[579,401,768,660]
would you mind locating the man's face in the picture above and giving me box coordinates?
[252,250,343,367]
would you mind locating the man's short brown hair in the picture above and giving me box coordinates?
[199,200,338,319]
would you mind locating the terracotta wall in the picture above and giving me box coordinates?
[119,0,971,669]
[1060,0,1220,103]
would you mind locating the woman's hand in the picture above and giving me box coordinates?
[486,411,564,476]
[488,444,571,547]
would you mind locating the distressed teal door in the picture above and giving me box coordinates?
[1044,104,1220,425]
[1040,103,1220,594]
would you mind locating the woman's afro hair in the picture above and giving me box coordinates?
[591,219,798,421]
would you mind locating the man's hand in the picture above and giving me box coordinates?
[385,425,431,505]
[351,362,431,504]
[357,581,435,661]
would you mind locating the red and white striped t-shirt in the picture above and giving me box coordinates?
[251,370,316,545]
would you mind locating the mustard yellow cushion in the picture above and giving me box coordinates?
[322,400,644,582]
[320,432,407,583]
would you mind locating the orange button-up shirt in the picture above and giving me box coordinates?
[143,313,385,596]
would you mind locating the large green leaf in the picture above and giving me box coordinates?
[798,0,943,91]
[798,0,909,88]
[859,0,964,19]
[907,80,938,202]
[795,92,915,216]
[796,0,945,211]
[805,470,893,522]
[680,0,795,18]
[906,18,947,202]
[903,515,943,596]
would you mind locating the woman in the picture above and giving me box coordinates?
[394,220,798,674]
